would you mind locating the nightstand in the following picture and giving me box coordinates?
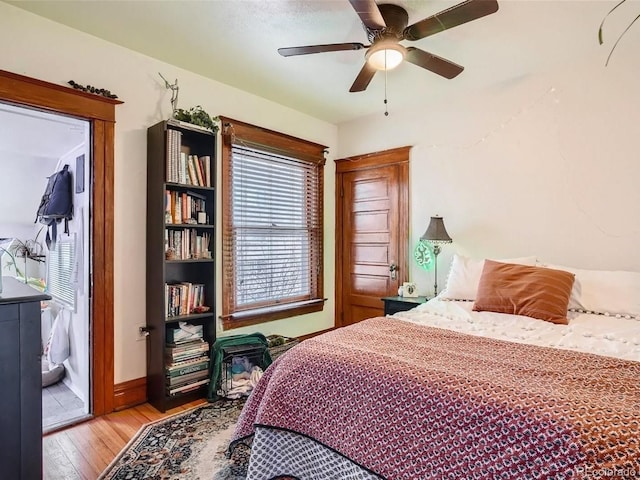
[381,296,429,316]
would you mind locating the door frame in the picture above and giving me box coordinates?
[0,69,121,416]
[334,146,411,327]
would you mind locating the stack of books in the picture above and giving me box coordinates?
[165,324,210,396]
[164,229,211,260]
[165,129,182,183]
[164,190,207,225]
[165,282,206,317]
[164,128,211,187]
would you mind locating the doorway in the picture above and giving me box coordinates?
[335,146,411,327]
[0,69,119,419]
[0,102,92,431]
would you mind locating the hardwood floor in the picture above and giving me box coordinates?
[43,399,207,480]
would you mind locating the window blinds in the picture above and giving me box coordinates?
[47,238,76,309]
[224,144,322,311]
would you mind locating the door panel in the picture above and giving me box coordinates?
[340,164,404,326]
[351,274,389,294]
[353,245,389,264]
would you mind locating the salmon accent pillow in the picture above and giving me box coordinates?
[473,260,575,325]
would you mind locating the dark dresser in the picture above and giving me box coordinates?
[0,277,51,479]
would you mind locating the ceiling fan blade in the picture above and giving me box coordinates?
[348,0,386,30]
[349,62,377,92]
[278,43,366,57]
[405,47,464,79]
[403,0,499,41]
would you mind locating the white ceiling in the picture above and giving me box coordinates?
[5,0,630,124]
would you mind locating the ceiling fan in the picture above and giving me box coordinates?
[278,0,499,92]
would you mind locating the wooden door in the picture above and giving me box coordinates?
[335,147,410,327]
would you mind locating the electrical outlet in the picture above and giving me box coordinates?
[136,323,149,342]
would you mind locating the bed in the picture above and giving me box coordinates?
[229,257,640,479]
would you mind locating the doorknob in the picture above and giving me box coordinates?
[389,263,398,280]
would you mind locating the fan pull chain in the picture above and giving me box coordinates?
[384,60,389,117]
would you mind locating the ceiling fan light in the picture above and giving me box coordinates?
[366,43,405,71]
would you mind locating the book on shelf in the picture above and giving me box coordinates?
[192,155,204,186]
[165,349,209,365]
[166,357,210,377]
[166,129,182,184]
[165,368,210,387]
[165,345,209,362]
[204,156,211,187]
[165,339,209,354]
[164,190,172,224]
[165,282,206,317]
[165,338,207,354]
[187,155,198,186]
[168,377,210,396]
[177,151,183,184]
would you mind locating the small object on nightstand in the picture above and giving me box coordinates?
[381,296,429,316]
[402,282,418,297]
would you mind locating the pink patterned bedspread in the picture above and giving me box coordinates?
[231,317,640,479]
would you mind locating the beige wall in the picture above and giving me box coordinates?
[0,2,337,384]
[338,51,640,295]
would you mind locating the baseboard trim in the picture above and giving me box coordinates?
[298,327,333,342]
[113,377,147,411]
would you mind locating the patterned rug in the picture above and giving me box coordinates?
[99,399,249,480]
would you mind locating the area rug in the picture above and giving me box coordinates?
[99,399,249,480]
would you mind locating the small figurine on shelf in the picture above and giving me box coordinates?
[158,72,179,116]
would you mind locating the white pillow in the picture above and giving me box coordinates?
[438,254,537,301]
[545,264,640,316]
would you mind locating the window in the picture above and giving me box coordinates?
[47,235,76,310]
[220,117,326,329]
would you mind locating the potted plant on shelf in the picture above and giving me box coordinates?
[173,106,220,134]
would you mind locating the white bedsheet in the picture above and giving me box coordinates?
[393,298,640,362]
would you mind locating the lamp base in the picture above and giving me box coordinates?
[433,249,440,297]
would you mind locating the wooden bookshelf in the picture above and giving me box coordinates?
[146,120,216,412]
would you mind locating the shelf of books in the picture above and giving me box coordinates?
[165,324,210,397]
[147,120,216,412]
